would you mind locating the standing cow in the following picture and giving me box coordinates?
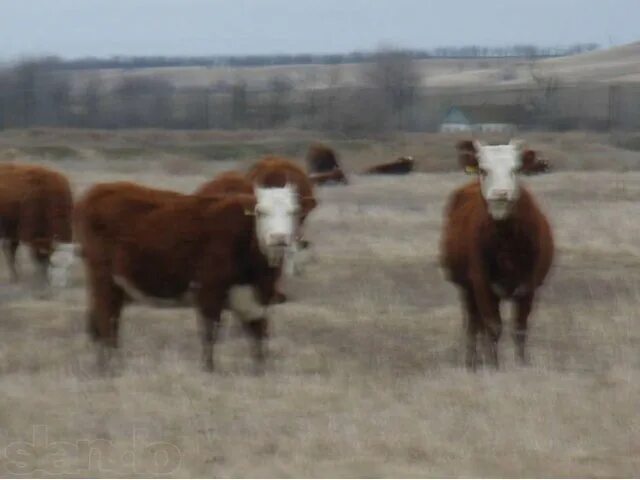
[75,181,300,373]
[0,164,74,290]
[441,140,554,369]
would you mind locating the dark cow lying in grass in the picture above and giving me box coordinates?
[364,156,414,175]
[306,143,348,185]
[75,181,300,374]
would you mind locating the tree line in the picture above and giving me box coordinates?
[22,43,599,71]
[0,49,423,135]
[1,44,627,135]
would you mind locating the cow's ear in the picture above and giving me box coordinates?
[461,151,479,175]
[301,196,317,212]
[472,139,486,152]
[518,149,535,174]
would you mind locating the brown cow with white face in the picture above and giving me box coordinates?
[441,140,554,370]
[75,181,300,373]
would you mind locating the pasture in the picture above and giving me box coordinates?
[0,133,639,476]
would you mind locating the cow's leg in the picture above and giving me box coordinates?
[241,317,269,375]
[3,239,19,282]
[472,279,502,369]
[86,309,99,341]
[98,286,124,374]
[228,285,269,374]
[198,311,222,373]
[86,266,124,372]
[273,280,287,304]
[29,246,51,293]
[462,287,481,371]
[84,265,104,341]
[198,292,224,373]
[513,292,534,365]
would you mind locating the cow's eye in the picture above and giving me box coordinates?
[478,168,488,178]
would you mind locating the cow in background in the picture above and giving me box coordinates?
[0,164,74,291]
[306,143,348,185]
[194,170,254,198]
[521,149,551,174]
[363,156,414,175]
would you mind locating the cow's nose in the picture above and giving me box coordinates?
[493,189,510,200]
[269,233,289,247]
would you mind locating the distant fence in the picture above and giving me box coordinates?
[1,81,640,134]
[409,83,640,132]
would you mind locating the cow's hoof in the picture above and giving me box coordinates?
[272,292,287,304]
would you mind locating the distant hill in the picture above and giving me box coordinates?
[66,42,640,94]
[423,42,640,89]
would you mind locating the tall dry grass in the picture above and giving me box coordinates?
[0,138,639,476]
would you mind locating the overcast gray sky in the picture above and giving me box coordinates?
[1,0,638,59]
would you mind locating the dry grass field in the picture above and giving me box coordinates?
[0,131,639,477]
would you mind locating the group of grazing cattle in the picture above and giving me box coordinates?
[0,139,553,373]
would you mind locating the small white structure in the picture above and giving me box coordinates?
[440,105,527,134]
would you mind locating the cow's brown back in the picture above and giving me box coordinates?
[195,170,254,198]
[111,195,261,300]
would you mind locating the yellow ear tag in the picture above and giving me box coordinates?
[465,166,479,175]
[244,209,255,217]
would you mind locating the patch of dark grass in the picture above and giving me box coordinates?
[610,133,640,152]
[19,145,79,159]
[97,147,148,159]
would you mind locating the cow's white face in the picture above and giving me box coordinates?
[254,185,300,266]
[473,139,523,220]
